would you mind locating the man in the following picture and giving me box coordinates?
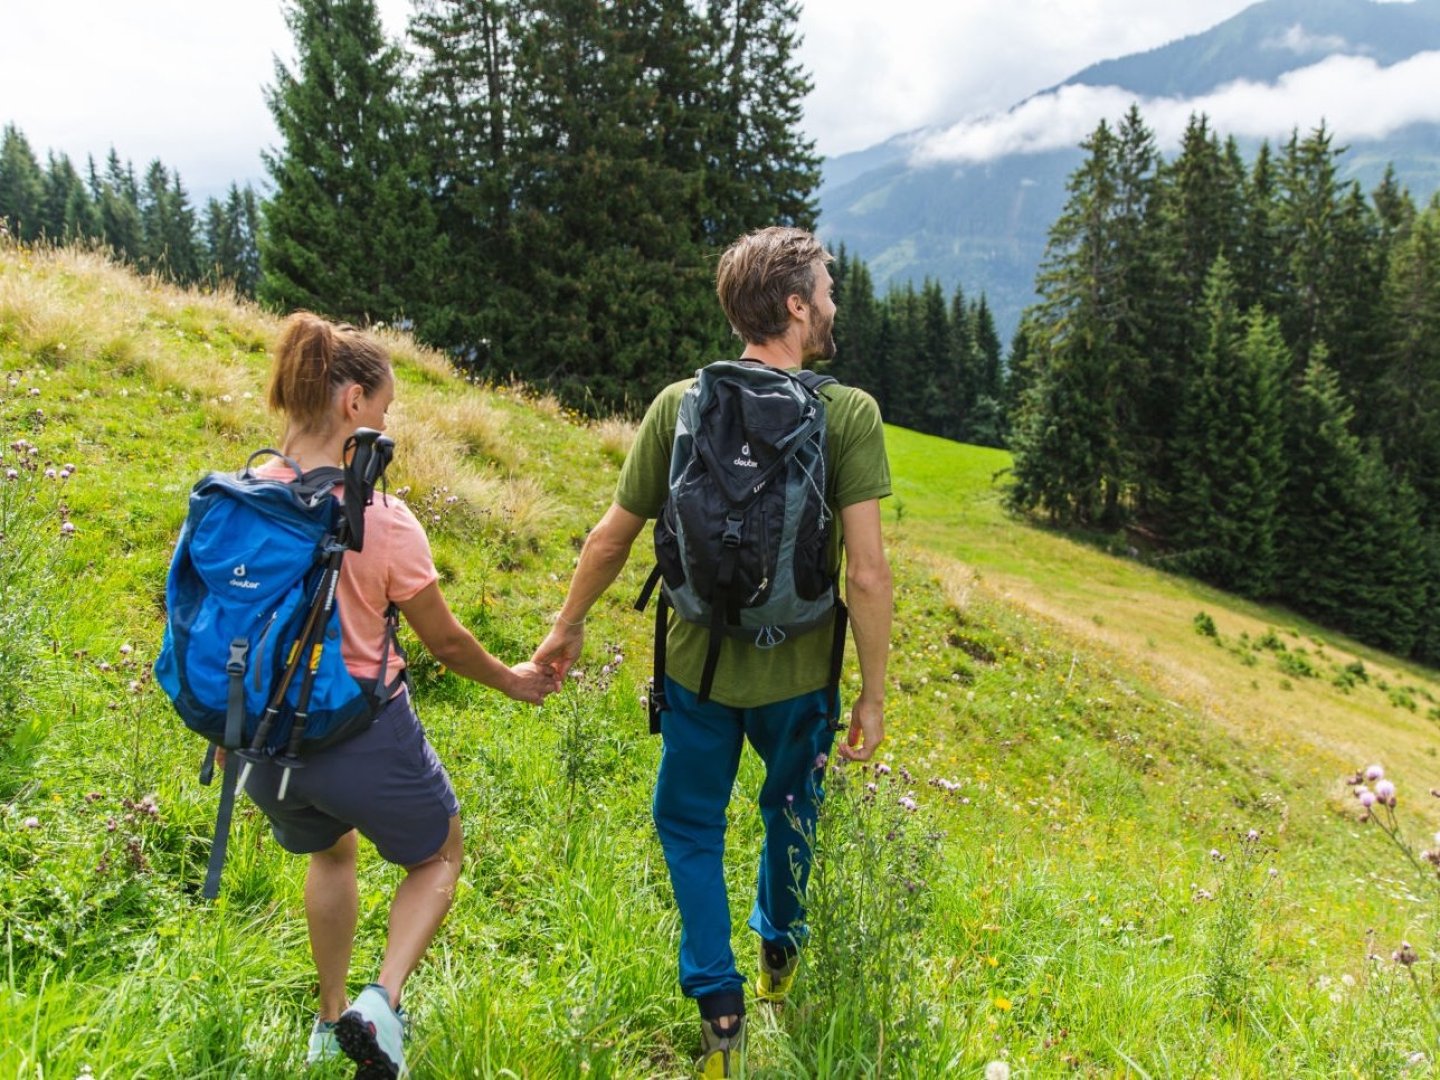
[533,226,893,1077]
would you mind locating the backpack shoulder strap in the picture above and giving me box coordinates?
[793,369,838,396]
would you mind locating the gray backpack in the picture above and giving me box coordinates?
[636,360,848,730]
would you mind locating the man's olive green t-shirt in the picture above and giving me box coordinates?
[615,375,891,708]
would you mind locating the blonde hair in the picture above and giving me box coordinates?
[268,312,391,433]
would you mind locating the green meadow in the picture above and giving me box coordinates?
[5,245,1440,1077]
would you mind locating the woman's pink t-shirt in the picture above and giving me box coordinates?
[258,464,437,686]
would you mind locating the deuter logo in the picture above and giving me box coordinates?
[733,441,759,469]
[229,564,260,590]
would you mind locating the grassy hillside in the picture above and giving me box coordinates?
[3,245,1440,1078]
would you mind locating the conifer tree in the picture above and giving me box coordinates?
[41,152,96,241]
[0,125,45,241]
[98,150,142,262]
[1278,355,1426,653]
[1168,258,1286,596]
[261,0,439,323]
[1377,200,1440,513]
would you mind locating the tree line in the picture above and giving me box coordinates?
[262,0,818,413]
[1007,108,1440,663]
[824,252,1007,448]
[0,124,261,295]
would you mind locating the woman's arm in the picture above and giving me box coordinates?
[397,582,559,703]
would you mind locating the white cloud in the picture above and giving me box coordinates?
[910,51,1440,166]
[1261,24,1357,55]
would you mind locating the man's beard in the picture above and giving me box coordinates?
[805,316,836,361]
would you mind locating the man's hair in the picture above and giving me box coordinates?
[715,227,832,344]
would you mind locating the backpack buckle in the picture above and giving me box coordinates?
[226,639,249,677]
[722,514,743,548]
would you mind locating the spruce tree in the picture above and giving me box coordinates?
[41,152,96,241]
[1168,258,1286,596]
[98,150,142,262]
[261,0,438,323]
[0,125,45,241]
[1377,200,1440,515]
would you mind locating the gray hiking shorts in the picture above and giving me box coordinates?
[243,688,460,866]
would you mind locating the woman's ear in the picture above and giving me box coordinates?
[344,382,365,417]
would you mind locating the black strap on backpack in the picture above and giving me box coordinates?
[198,638,248,899]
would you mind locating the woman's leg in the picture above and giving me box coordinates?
[306,829,360,1021]
[375,814,463,1008]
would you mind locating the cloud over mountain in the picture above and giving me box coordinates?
[910,49,1440,166]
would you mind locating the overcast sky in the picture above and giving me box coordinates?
[0,0,1420,202]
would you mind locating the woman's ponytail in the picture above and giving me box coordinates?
[268,312,390,433]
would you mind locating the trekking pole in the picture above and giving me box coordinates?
[232,585,329,798]
[269,429,393,800]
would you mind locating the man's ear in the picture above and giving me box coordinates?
[786,292,808,320]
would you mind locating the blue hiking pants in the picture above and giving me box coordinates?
[653,676,837,1005]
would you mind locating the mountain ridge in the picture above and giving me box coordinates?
[818,0,1440,343]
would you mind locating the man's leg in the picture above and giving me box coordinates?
[307,829,360,1022]
[653,677,747,1015]
[744,689,835,950]
[376,814,463,1008]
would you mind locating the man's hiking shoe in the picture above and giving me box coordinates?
[755,941,799,1002]
[697,1015,745,1078]
[306,1017,339,1066]
[335,984,407,1079]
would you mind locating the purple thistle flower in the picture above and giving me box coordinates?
[1365,764,1385,783]
[876,763,891,776]
[899,796,918,812]
[1359,790,1377,808]
[4,469,16,481]
[1375,779,1397,806]
[1246,829,1260,842]
[785,794,795,806]
[22,816,40,829]
[60,522,76,535]
[1395,941,1419,966]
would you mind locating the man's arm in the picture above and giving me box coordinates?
[838,498,892,761]
[532,502,648,677]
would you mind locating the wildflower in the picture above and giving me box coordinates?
[1358,789,1377,808]
[4,469,15,481]
[1395,941,1419,966]
[1246,829,1260,842]
[876,763,891,776]
[22,816,40,829]
[28,387,39,397]
[899,796,918,812]
[60,522,76,535]
[44,467,56,479]
[785,794,795,806]
[813,752,828,769]
[1375,779,1398,807]
[992,996,1012,1011]
[984,1063,1012,1080]
[1209,848,1222,860]
[119,644,132,656]
[97,661,112,672]
[1366,764,1385,783]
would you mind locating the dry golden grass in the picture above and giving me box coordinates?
[405,392,518,471]
[592,416,638,464]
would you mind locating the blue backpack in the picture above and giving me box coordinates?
[156,431,399,898]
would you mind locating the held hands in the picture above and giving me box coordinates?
[505,660,563,705]
[531,618,585,681]
[838,694,884,762]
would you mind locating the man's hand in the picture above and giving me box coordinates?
[838,694,884,761]
[505,660,563,704]
[532,620,585,681]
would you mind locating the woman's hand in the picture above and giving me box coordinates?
[505,660,562,704]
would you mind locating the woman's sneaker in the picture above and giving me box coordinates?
[305,1017,339,1066]
[697,1015,745,1079]
[755,941,799,1002]
[335,984,407,1079]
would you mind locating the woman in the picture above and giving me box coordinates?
[240,312,558,1078]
